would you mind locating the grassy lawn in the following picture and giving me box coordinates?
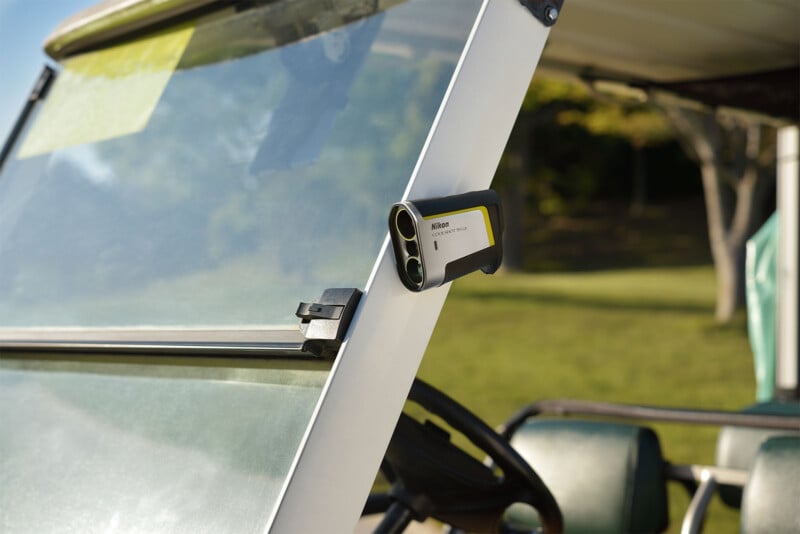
[416,265,754,533]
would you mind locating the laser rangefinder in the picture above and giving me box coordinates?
[388,189,503,292]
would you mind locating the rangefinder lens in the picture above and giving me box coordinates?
[396,209,416,240]
[406,258,423,284]
[389,189,503,292]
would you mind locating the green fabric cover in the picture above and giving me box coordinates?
[506,420,668,533]
[715,400,800,508]
[745,213,777,402]
[740,436,800,534]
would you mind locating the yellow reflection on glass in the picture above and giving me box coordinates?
[18,25,194,158]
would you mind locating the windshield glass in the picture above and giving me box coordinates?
[0,357,329,533]
[0,0,482,331]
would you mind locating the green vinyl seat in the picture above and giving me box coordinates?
[505,420,668,533]
[715,400,800,508]
[740,436,800,534]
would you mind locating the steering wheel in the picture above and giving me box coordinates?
[368,378,563,533]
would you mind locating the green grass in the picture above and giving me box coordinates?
[416,265,753,533]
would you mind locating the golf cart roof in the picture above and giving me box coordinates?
[43,0,219,60]
[541,0,799,81]
[44,0,800,122]
[539,0,800,122]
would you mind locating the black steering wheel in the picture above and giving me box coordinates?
[366,378,563,533]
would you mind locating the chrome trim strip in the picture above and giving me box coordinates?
[0,328,310,356]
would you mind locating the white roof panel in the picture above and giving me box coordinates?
[542,0,800,82]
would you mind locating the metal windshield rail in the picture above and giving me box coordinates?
[501,398,800,439]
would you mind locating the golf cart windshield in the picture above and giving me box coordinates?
[0,0,487,532]
[0,0,480,333]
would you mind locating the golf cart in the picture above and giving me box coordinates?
[0,0,798,533]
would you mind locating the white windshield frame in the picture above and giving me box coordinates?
[268,0,553,531]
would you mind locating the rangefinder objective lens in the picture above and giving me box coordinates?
[406,258,423,284]
[396,209,416,240]
[389,189,502,292]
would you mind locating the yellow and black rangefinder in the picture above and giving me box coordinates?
[388,190,503,292]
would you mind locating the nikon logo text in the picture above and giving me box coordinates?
[431,221,449,230]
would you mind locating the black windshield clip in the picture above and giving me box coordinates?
[519,0,564,27]
[296,288,362,358]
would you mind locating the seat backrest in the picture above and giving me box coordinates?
[740,436,800,534]
[715,400,800,508]
[506,420,668,533]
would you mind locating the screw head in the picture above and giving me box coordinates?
[545,5,559,23]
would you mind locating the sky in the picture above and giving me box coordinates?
[0,0,95,142]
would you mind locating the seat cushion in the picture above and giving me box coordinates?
[506,420,668,533]
[740,436,800,534]
[715,400,800,508]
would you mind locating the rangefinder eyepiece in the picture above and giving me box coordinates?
[388,189,503,292]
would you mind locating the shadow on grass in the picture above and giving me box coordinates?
[454,288,713,315]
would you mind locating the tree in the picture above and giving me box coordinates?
[497,79,608,270]
[664,106,776,323]
[553,83,776,323]
[497,78,775,324]
[558,100,673,213]
[496,78,674,270]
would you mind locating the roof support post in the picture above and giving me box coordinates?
[267,1,556,532]
[776,125,799,399]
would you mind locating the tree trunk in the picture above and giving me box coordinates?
[500,176,525,271]
[664,106,774,324]
[499,114,531,272]
[631,144,647,215]
[700,161,744,322]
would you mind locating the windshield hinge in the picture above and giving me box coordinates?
[296,288,362,358]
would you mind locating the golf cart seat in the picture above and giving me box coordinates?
[740,436,800,534]
[715,400,800,507]
[505,420,669,533]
